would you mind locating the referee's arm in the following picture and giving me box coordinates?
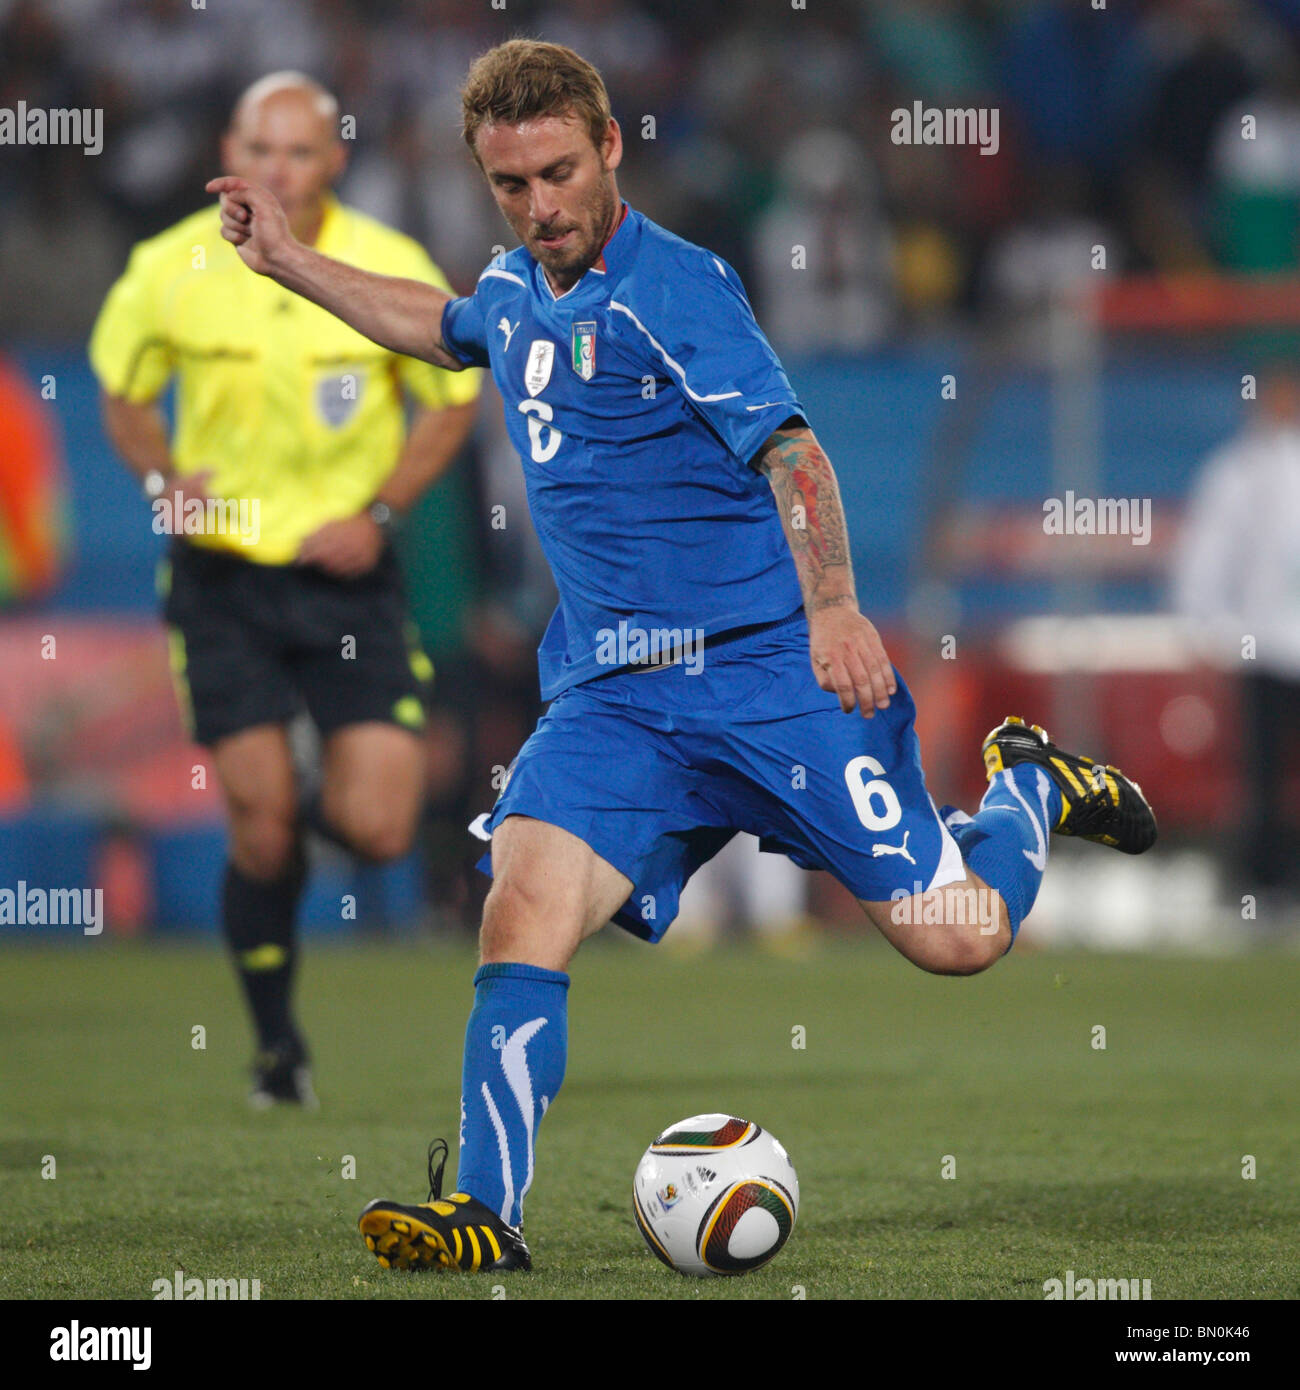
[372,400,478,514]
[207,176,464,371]
[296,396,478,576]
[91,249,209,505]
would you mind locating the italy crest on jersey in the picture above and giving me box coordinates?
[572,321,597,381]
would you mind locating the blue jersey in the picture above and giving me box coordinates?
[441,203,806,699]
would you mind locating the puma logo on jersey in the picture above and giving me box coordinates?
[498,318,520,351]
[871,829,916,864]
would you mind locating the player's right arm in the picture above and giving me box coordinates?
[206,176,465,371]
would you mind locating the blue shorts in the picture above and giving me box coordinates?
[473,613,965,942]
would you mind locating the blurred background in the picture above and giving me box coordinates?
[3,0,1298,952]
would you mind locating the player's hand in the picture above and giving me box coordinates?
[296,512,385,579]
[808,602,897,717]
[205,176,295,276]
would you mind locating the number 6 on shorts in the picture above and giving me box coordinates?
[844,755,903,832]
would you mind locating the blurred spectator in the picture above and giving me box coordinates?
[983,162,1112,343]
[0,351,69,815]
[340,102,501,291]
[1209,56,1300,271]
[1127,0,1263,270]
[8,0,1300,341]
[1173,359,1300,899]
[70,0,234,236]
[865,0,994,104]
[999,0,1152,178]
[536,0,671,113]
[0,354,67,605]
[753,128,895,352]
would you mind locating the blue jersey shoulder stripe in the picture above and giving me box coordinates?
[609,299,743,405]
[479,266,527,288]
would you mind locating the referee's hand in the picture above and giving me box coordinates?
[206,176,294,276]
[296,512,385,579]
[808,603,897,718]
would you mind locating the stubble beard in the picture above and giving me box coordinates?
[532,172,618,289]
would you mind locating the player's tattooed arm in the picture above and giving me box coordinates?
[755,422,897,716]
[754,424,856,614]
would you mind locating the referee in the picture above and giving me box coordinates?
[89,73,480,1106]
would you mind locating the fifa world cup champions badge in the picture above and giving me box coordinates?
[572,322,597,381]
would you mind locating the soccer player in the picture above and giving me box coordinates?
[91,73,480,1107]
[208,41,1156,1269]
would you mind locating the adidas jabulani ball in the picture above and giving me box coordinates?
[632,1114,799,1276]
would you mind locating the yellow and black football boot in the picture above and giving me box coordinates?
[981,716,1157,854]
[358,1140,531,1273]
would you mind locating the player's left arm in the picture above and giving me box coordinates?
[296,397,478,577]
[754,421,897,717]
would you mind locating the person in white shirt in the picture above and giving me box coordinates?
[1173,359,1300,894]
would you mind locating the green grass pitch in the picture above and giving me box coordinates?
[2,937,1297,1300]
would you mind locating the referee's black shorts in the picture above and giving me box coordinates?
[159,537,431,748]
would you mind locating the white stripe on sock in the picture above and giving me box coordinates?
[1000,768,1050,872]
[500,1017,548,1207]
[480,1082,514,1225]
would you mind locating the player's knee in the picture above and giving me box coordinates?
[920,926,1005,977]
[908,883,1010,976]
[480,875,580,968]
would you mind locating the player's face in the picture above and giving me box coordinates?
[223,92,344,227]
[475,113,622,290]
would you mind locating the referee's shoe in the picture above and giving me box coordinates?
[249,1034,318,1109]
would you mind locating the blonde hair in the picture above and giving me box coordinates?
[461,40,612,160]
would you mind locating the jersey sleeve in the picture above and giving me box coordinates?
[439,276,492,370]
[88,242,176,402]
[620,249,804,466]
[390,243,483,408]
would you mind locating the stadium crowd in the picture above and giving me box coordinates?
[6,0,1300,346]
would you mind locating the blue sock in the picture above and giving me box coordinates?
[941,765,1062,943]
[456,962,569,1228]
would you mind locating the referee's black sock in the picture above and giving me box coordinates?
[222,855,306,1053]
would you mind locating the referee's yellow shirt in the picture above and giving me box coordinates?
[89,195,479,564]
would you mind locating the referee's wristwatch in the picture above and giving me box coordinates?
[367,500,396,533]
[142,468,170,500]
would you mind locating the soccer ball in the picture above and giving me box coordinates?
[632,1113,799,1276]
